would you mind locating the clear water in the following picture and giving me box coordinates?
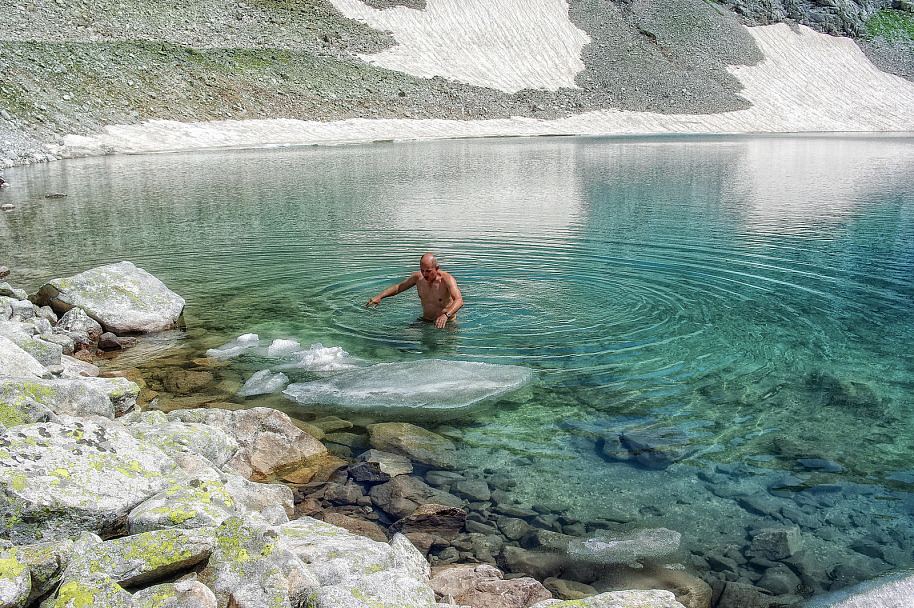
[3,135,914,597]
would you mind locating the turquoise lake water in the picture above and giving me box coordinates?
[3,135,914,598]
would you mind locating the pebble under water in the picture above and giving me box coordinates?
[2,135,914,605]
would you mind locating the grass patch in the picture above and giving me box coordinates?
[866,9,914,43]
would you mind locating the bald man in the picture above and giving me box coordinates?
[367,253,464,328]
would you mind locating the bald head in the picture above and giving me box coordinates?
[420,253,438,267]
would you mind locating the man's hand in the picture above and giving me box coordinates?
[435,313,448,329]
[367,296,381,309]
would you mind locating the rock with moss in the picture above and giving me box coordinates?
[0,551,31,608]
[45,572,133,608]
[1,539,74,604]
[220,473,294,520]
[124,411,238,468]
[367,422,457,470]
[531,589,687,608]
[0,416,184,544]
[278,517,436,608]
[60,528,214,589]
[36,261,185,334]
[127,468,237,535]
[199,515,318,608]
[168,407,328,481]
[0,335,47,380]
[0,376,139,422]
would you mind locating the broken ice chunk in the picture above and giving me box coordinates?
[206,333,260,359]
[266,338,301,358]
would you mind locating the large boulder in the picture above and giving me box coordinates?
[278,517,436,608]
[168,407,327,481]
[367,422,457,470]
[0,416,184,543]
[36,261,185,334]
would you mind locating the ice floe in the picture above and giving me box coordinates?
[275,343,359,372]
[282,359,533,412]
[266,338,301,358]
[237,369,290,397]
[205,333,261,359]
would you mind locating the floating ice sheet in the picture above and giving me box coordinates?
[282,359,533,412]
[238,369,289,397]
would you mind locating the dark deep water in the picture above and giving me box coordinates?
[3,134,914,603]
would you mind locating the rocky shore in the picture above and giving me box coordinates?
[0,261,706,607]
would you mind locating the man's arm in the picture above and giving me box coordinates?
[367,272,419,308]
[434,273,464,328]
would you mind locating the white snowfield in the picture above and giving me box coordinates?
[329,0,591,93]
[56,4,914,157]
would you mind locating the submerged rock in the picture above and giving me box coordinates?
[367,422,457,469]
[566,528,683,567]
[36,261,185,334]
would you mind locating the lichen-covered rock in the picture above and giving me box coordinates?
[168,407,327,481]
[125,412,238,468]
[132,576,219,608]
[0,376,139,421]
[0,551,30,608]
[127,468,237,535]
[1,539,74,604]
[367,422,457,470]
[46,573,133,608]
[0,335,46,380]
[278,517,437,608]
[530,590,688,608]
[199,516,318,608]
[61,528,214,589]
[0,416,184,543]
[37,261,185,334]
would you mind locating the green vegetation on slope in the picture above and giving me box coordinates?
[866,9,914,43]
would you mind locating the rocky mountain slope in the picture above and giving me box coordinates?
[0,0,912,167]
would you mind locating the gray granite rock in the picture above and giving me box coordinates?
[37,261,185,334]
[0,416,184,543]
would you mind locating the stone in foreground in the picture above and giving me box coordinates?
[0,416,183,543]
[36,261,185,334]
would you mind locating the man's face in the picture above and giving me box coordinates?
[420,261,439,283]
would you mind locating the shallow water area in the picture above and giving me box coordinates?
[2,134,914,603]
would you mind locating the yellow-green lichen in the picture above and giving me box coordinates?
[0,554,28,578]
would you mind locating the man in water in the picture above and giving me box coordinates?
[367,253,463,328]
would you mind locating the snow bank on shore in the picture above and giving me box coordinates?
[56,23,914,158]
